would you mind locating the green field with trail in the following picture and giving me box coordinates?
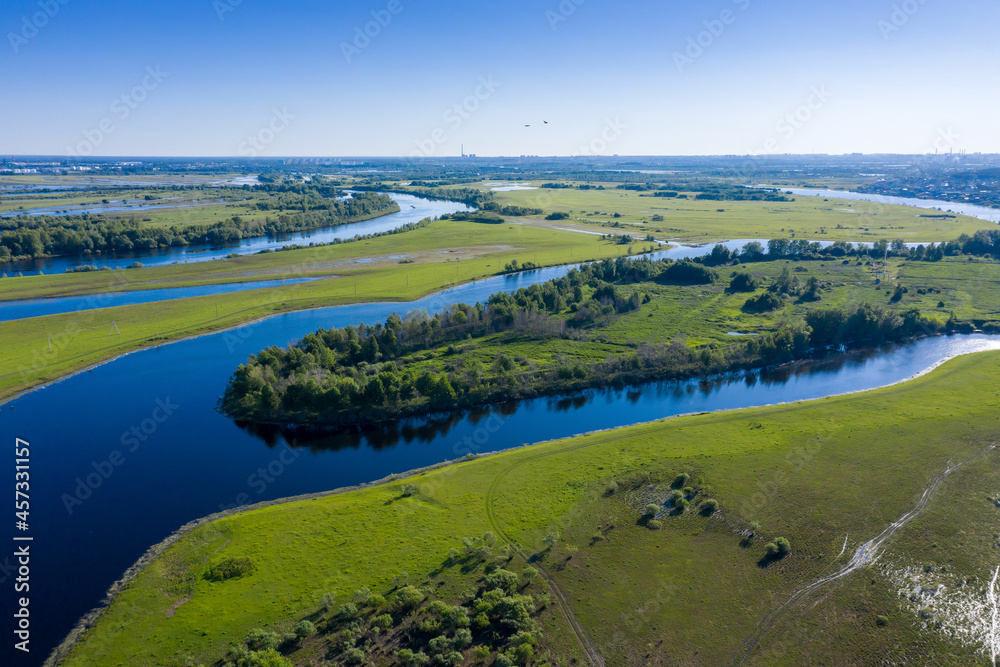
[58,349,1000,666]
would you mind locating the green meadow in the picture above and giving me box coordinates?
[59,349,1000,666]
[0,220,635,401]
[479,182,991,243]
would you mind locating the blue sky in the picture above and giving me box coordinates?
[1,0,997,157]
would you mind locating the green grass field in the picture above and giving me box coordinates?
[59,349,1000,666]
[476,182,992,243]
[0,220,636,401]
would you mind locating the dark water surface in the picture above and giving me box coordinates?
[2,254,999,663]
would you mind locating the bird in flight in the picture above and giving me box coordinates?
[543,120,549,124]
[524,124,531,127]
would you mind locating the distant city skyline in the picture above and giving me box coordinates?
[2,0,998,157]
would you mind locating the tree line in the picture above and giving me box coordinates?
[220,254,942,428]
[0,191,396,262]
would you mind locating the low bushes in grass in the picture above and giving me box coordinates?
[204,557,256,582]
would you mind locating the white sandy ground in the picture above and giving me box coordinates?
[884,559,1000,661]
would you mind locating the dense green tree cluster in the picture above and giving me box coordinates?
[0,190,395,262]
[221,257,665,425]
[220,556,544,667]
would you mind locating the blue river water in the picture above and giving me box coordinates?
[1,193,471,277]
[1,257,999,663]
[0,278,319,323]
[2,190,999,664]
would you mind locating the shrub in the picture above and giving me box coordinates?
[743,291,784,312]
[400,483,418,497]
[644,503,660,518]
[672,472,690,488]
[522,566,538,583]
[472,645,492,661]
[395,585,425,610]
[292,620,316,638]
[647,519,662,530]
[204,557,256,582]
[545,212,569,220]
[244,628,281,651]
[669,489,684,505]
[246,648,292,667]
[674,498,689,511]
[774,536,791,555]
[729,272,761,292]
[658,261,717,285]
[373,613,393,629]
[876,615,889,627]
[337,603,358,620]
[453,627,473,648]
[484,569,520,594]
[764,542,779,557]
[702,498,719,514]
[343,647,365,664]
[367,593,386,608]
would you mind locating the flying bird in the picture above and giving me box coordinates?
[524,124,531,127]
[543,120,549,124]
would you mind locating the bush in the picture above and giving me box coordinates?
[764,542,779,557]
[204,557,256,582]
[701,498,719,515]
[672,472,690,488]
[522,566,538,583]
[775,536,791,555]
[647,519,662,530]
[292,619,316,638]
[373,613,393,629]
[337,602,358,619]
[484,569,520,594]
[658,261,717,285]
[644,503,660,518]
[395,585,425,610]
[729,272,761,292]
[545,212,569,220]
[244,628,281,651]
[669,489,684,505]
[343,647,365,664]
[876,615,889,627]
[245,648,292,667]
[400,483,418,497]
[743,291,784,312]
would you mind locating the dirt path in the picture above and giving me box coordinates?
[485,448,607,667]
[732,443,995,666]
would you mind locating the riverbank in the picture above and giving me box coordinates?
[55,348,1000,666]
[0,220,632,401]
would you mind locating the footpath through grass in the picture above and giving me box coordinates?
[60,351,1000,666]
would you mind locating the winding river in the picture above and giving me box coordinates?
[2,193,471,277]
[3,194,1000,665]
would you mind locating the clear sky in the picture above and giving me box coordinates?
[1,0,997,157]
